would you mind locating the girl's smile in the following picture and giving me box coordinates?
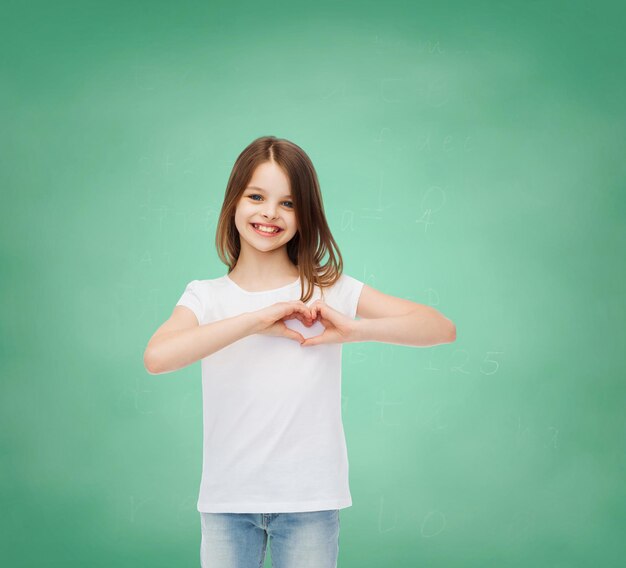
[250,222,285,237]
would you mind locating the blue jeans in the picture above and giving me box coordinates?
[199,509,340,568]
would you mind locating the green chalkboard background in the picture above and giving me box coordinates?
[2,0,625,566]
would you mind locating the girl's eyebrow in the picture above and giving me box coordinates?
[246,185,292,199]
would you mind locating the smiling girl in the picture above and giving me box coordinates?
[143,135,456,568]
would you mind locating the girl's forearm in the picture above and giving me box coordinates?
[352,307,456,347]
[144,312,260,375]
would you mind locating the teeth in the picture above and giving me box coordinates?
[253,224,280,233]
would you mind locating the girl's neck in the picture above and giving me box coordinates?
[228,263,299,289]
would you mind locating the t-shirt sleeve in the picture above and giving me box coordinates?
[175,280,205,325]
[335,274,365,319]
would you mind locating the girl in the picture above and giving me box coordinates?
[143,136,456,568]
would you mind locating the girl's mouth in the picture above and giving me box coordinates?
[250,223,284,237]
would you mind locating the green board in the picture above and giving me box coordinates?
[2,0,624,566]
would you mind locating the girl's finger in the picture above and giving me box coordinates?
[301,332,325,347]
[296,305,313,318]
[283,329,305,344]
[292,304,311,317]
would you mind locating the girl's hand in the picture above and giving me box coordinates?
[300,300,357,347]
[255,301,315,344]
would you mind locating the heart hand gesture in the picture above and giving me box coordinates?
[300,301,357,347]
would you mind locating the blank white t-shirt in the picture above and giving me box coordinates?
[175,272,365,513]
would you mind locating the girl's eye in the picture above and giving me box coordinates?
[248,194,294,208]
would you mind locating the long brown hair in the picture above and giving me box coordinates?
[215,135,344,303]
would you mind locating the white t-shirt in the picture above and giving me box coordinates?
[175,272,365,513]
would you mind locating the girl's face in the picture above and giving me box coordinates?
[234,161,298,251]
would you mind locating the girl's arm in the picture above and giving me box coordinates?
[353,305,456,347]
[353,283,456,347]
[144,307,260,375]
[301,285,456,348]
